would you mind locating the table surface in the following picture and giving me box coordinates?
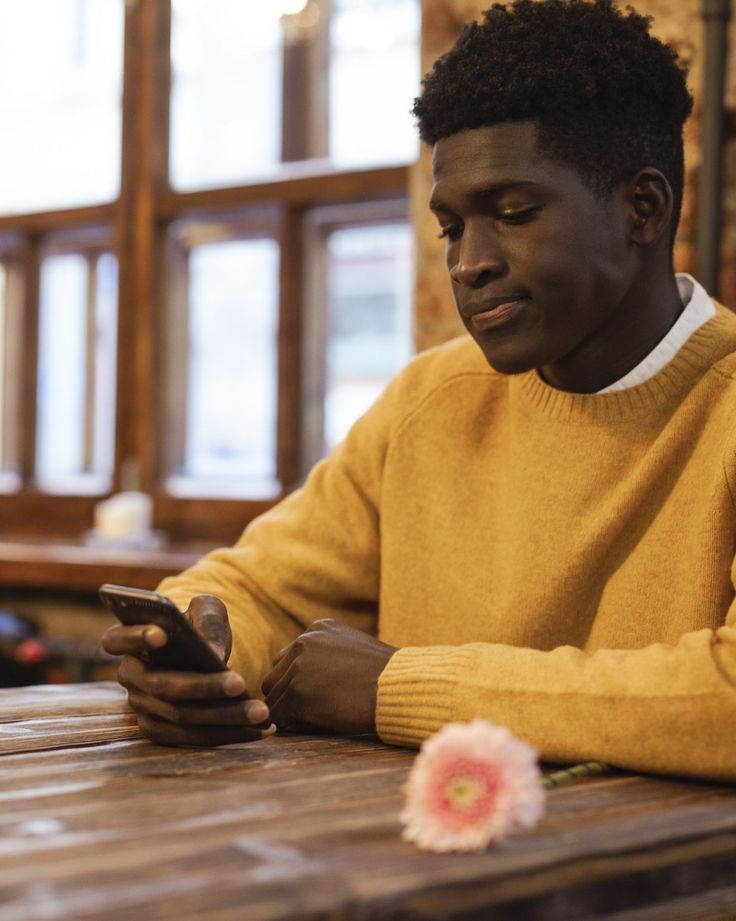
[2,684,736,921]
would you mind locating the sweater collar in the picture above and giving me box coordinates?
[513,301,736,422]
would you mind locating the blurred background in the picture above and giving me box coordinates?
[0,0,732,684]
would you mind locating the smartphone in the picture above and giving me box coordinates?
[99,583,227,673]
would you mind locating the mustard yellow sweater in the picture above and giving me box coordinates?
[160,303,736,782]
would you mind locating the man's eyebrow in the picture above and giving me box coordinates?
[429,180,538,212]
[473,180,537,203]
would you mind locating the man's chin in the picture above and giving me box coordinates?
[472,340,540,377]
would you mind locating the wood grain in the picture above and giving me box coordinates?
[0,682,129,721]
[156,163,410,218]
[0,683,138,754]
[0,204,116,235]
[2,683,736,920]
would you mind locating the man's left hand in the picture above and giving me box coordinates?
[261,619,397,736]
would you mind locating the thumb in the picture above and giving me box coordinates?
[186,595,232,663]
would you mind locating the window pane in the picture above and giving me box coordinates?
[170,1,282,190]
[166,238,280,498]
[92,254,119,479]
[330,0,420,167]
[324,223,413,451]
[36,252,118,493]
[0,0,124,216]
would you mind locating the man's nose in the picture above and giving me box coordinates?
[449,226,506,287]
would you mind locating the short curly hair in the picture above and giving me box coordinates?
[413,0,693,234]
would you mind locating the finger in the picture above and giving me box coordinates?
[102,623,167,657]
[262,643,297,696]
[127,690,271,728]
[264,660,301,730]
[137,713,275,748]
[187,595,231,661]
[119,655,247,702]
[269,645,290,669]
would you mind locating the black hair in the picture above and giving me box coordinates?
[413,0,694,235]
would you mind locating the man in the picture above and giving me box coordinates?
[103,0,736,780]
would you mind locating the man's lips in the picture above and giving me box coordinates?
[464,297,531,331]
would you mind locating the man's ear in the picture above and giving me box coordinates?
[627,168,674,247]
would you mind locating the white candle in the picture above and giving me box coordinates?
[93,491,153,540]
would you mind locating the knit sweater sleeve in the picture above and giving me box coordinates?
[156,371,400,696]
[376,592,736,781]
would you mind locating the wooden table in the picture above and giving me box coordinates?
[2,684,736,921]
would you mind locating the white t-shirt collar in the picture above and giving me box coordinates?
[597,274,715,394]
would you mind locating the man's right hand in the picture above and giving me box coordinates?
[101,594,275,747]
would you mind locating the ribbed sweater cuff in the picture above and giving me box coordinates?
[376,645,477,747]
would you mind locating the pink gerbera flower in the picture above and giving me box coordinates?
[400,719,545,853]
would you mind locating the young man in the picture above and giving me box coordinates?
[103,0,736,781]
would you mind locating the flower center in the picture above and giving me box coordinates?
[444,775,487,811]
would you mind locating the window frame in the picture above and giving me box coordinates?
[0,0,414,559]
[0,241,23,490]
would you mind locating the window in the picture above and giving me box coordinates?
[329,0,419,167]
[302,205,414,471]
[0,0,418,547]
[163,227,281,499]
[35,247,118,495]
[169,2,283,188]
[0,0,124,214]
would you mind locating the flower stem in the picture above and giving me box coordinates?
[541,761,613,789]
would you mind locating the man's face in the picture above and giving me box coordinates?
[430,122,638,388]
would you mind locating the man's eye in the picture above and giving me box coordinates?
[498,207,540,225]
[437,224,463,241]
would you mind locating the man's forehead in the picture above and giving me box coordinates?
[431,122,544,184]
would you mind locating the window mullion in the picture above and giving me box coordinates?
[281,39,311,163]
[1,254,22,487]
[115,0,171,496]
[281,0,333,162]
[277,208,304,492]
[83,256,98,474]
[307,0,332,160]
[300,221,329,476]
[161,237,189,482]
[18,239,40,489]
[277,4,332,492]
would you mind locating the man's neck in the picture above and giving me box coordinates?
[540,271,685,394]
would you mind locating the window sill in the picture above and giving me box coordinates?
[0,538,209,593]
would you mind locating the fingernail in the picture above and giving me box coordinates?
[263,724,277,736]
[249,701,269,723]
[223,673,245,696]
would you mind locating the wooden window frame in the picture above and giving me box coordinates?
[0,241,23,491]
[0,0,413,588]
